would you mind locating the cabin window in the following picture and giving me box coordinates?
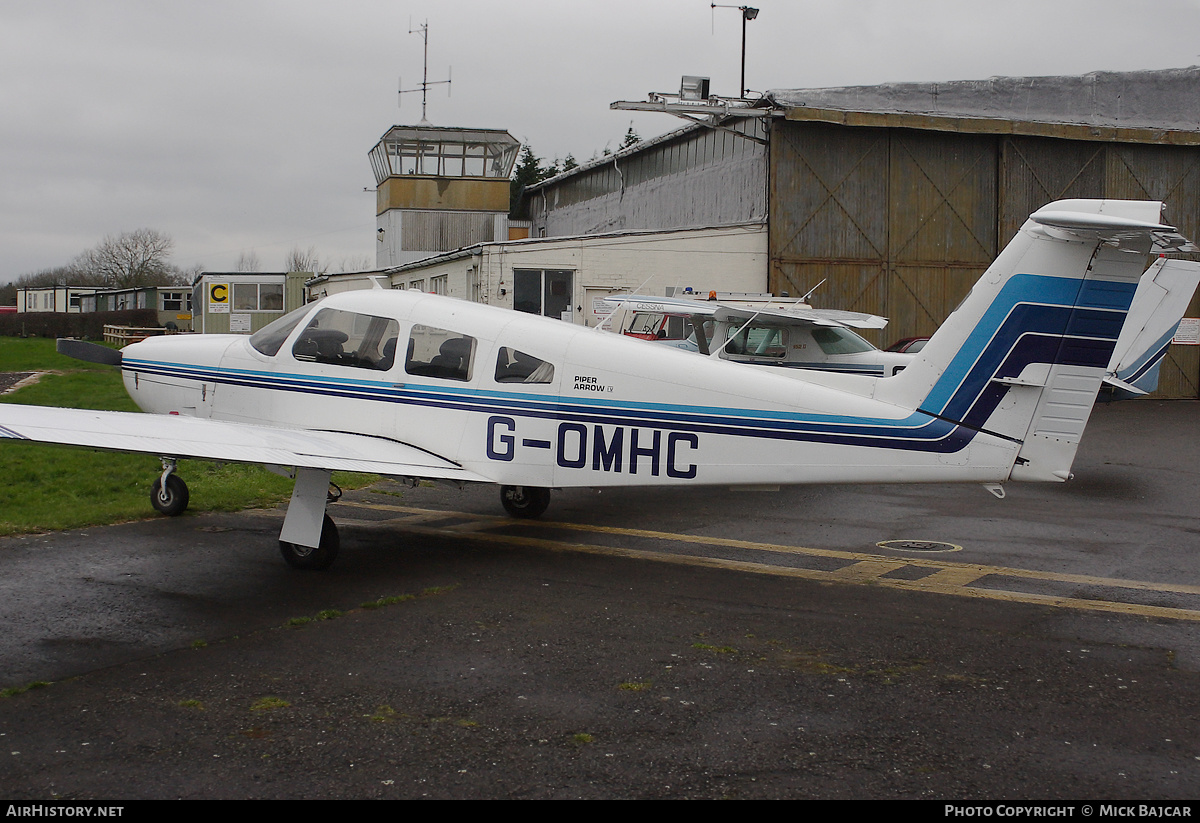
[249,305,311,356]
[290,308,400,371]
[494,348,554,384]
[724,324,788,358]
[405,325,475,381]
[811,327,874,355]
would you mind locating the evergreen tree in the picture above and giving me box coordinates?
[509,144,563,218]
[620,125,641,150]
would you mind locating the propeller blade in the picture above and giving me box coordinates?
[56,338,123,366]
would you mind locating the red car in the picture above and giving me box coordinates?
[885,337,928,353]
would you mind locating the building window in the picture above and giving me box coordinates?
[160,291,191,312]
[430,275,448,295]
[513,269,573,320]
[232,282,284,311]
[410,279,425,292]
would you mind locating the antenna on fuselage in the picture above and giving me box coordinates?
[398,19,452,124]
[799,278,826,303]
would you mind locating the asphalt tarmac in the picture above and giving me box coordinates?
[0,400,1198,799]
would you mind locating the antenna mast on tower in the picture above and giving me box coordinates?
[398,20,451,125]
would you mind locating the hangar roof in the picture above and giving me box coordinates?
[765,67,1200,144]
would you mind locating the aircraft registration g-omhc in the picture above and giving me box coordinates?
[2,200,1196,571]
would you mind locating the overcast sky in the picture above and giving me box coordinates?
[4,0,1200,281]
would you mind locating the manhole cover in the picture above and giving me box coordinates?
[876,539,962,553]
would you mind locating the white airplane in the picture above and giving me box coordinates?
[604,292,912,376]
[0,199,1194,571]
[603,258,1200,392]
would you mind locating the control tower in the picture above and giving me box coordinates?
[369,125,520,268]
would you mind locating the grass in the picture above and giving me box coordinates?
[0,336,377,536]
[0,337,116,373]
[0,681,51,698]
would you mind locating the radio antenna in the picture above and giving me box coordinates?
[398,20,451,125]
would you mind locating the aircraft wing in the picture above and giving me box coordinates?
[713,304,889,329]
[602,294,722,316]
[602,294,889,328]
[0,404,489,482]
[1104,257,1200,397]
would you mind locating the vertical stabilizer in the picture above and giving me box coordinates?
[875,199,1196,482]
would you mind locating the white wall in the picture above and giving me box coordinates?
[322,223,769,326]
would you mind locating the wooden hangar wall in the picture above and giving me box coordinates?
[768,119,1200,398]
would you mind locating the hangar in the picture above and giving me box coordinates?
[526,67,1200,397]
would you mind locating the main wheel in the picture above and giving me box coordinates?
[150,474,189,517]
[279,514,340,571]
[499,485,551,519]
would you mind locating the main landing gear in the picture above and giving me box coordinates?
[279,513,340,571]
[499,485,551,519]
[148,462,549,572]
[150,459,189,517]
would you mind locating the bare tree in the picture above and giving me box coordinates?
[73,229,175,288]
[334,254,374,273]
[235,250,262,272]
[285,245,327,274]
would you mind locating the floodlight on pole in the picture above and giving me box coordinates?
[711,4,759,98]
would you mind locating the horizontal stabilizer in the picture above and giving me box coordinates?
[1030,201,1198,253]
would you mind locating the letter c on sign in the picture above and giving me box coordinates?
[210,284,228,303]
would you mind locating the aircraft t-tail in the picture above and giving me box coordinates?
[1,200,1194,571]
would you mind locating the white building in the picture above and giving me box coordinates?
[309,222,767,327]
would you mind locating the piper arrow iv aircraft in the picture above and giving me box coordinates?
[0,199,1195,571]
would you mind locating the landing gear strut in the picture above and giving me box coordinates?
[150,459,189,516]
[499,485,551,519]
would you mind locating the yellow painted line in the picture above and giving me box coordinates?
[917,567,989,587]
[832,560,911,581]
[334,501,1200,622]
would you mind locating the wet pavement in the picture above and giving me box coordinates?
[0,401,1198,799]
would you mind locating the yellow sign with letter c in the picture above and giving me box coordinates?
[208,282,230,313]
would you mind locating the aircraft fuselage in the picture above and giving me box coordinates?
[120,288,1021,490]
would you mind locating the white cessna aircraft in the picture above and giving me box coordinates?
[601,256,1200,395]
[1,199,1194,571]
